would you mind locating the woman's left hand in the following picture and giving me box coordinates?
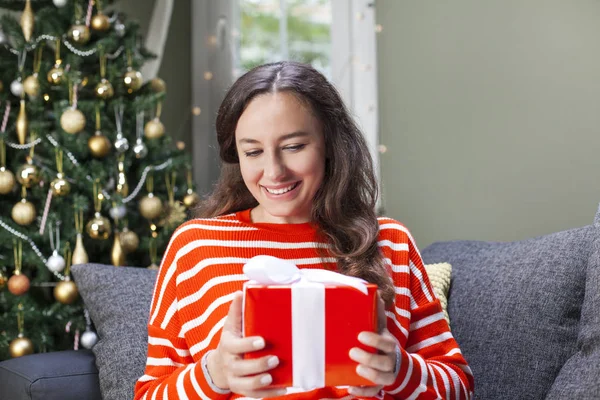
[348,292,398,398]
[348,330,398,397]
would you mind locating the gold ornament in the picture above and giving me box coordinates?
[9,336,34,358]
[86,212,111,240]
[8,273,30,295]
[140,174,163,220]
[72,233,89,265]
[23,74,40,98]
[150,77,166,93]
[54,279,78,304]
[47,64,64,85]
[111,230,126,266]
[16,161,40,188]
[123,68,142,93]
[72,209,89,265]
[183,189,200,208]
[16,99,28,145]
[50,149,70,196]
[183,170,199,208]
[12,198,36,226]
[60,108,86,134]
[50,173,70,196]
[95,78,114,99]
[139,194,163,220]
[159,172,186,227]
[91,12,111,32]
[120,228,139,253]
[116,157,128,196]
[0,140,15,194]
[0,167,15,195]
[68,24,91,44]
[47,39,64,85]
[88,131,111,158]
[89,106,111,158]
[20,0,34,42]
[144,118,165,139]
[87,181,111,239]
[145,102,165,139]
[158,201,187,227]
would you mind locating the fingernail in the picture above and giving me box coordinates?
[356,365,367,377]
[348,387,357,395]
[253,338,265,349]
[267,356,279,368]
[260,374,273,385]
[349,348,360,359]
[358,332,369,343]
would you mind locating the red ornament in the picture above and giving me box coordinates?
[8,274,30,296]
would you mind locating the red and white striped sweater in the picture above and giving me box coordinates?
[134,209,474,399]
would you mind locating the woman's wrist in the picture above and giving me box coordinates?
[205,350,230,391]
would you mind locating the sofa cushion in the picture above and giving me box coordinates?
[0,350,100,400]
[72,264,157,400]
[424,262,452,326]
[545,212,600,399]
[422,224,594,400]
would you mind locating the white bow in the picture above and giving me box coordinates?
[243,255,368,295]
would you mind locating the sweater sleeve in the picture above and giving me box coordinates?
[133,226,232,400]
[380,222,474,399]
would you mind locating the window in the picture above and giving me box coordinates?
[235,0,332,78]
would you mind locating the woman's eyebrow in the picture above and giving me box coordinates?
[237,131,310,145]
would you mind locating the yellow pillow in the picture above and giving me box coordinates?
[424,262,452,327]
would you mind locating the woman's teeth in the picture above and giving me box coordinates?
[265,183,298,195]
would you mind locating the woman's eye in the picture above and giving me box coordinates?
[283,144,306,152]
[244,150,262,157]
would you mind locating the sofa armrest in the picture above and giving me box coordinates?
[0,350,101,400]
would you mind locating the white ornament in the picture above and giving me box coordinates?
[10,79,24,97]
[0,29,7,45]
[114,134,129,153]
[80,330,99,349]
[46,250,66,272]
[114,22,126,37]
[53,0,68,7]
[133,138,148,159]
[109,205,127,220]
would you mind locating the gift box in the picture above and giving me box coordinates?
[242,256,378,390]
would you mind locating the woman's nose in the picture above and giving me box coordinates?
[264,153,286,181]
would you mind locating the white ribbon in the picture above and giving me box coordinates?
[243,255,368,390]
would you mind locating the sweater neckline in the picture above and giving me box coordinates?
[236,208,318,235]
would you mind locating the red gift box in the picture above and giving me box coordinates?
[242,256,378,390]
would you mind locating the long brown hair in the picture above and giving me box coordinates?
[195,61,394,307]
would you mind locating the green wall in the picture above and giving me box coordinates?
[376,0,600,247]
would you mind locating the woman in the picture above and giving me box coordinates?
[134,61,473,399]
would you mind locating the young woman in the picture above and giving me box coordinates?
[134,61,473,399]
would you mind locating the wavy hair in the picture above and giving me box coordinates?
[195,61,394,307]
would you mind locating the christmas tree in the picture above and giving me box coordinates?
[0,0,197,360]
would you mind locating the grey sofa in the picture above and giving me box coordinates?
[1,206,600,400]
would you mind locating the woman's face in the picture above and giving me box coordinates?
[235,91,326,224]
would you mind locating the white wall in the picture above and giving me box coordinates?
[377,0,600,247]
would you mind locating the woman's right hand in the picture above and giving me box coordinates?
[207,291,286,398]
